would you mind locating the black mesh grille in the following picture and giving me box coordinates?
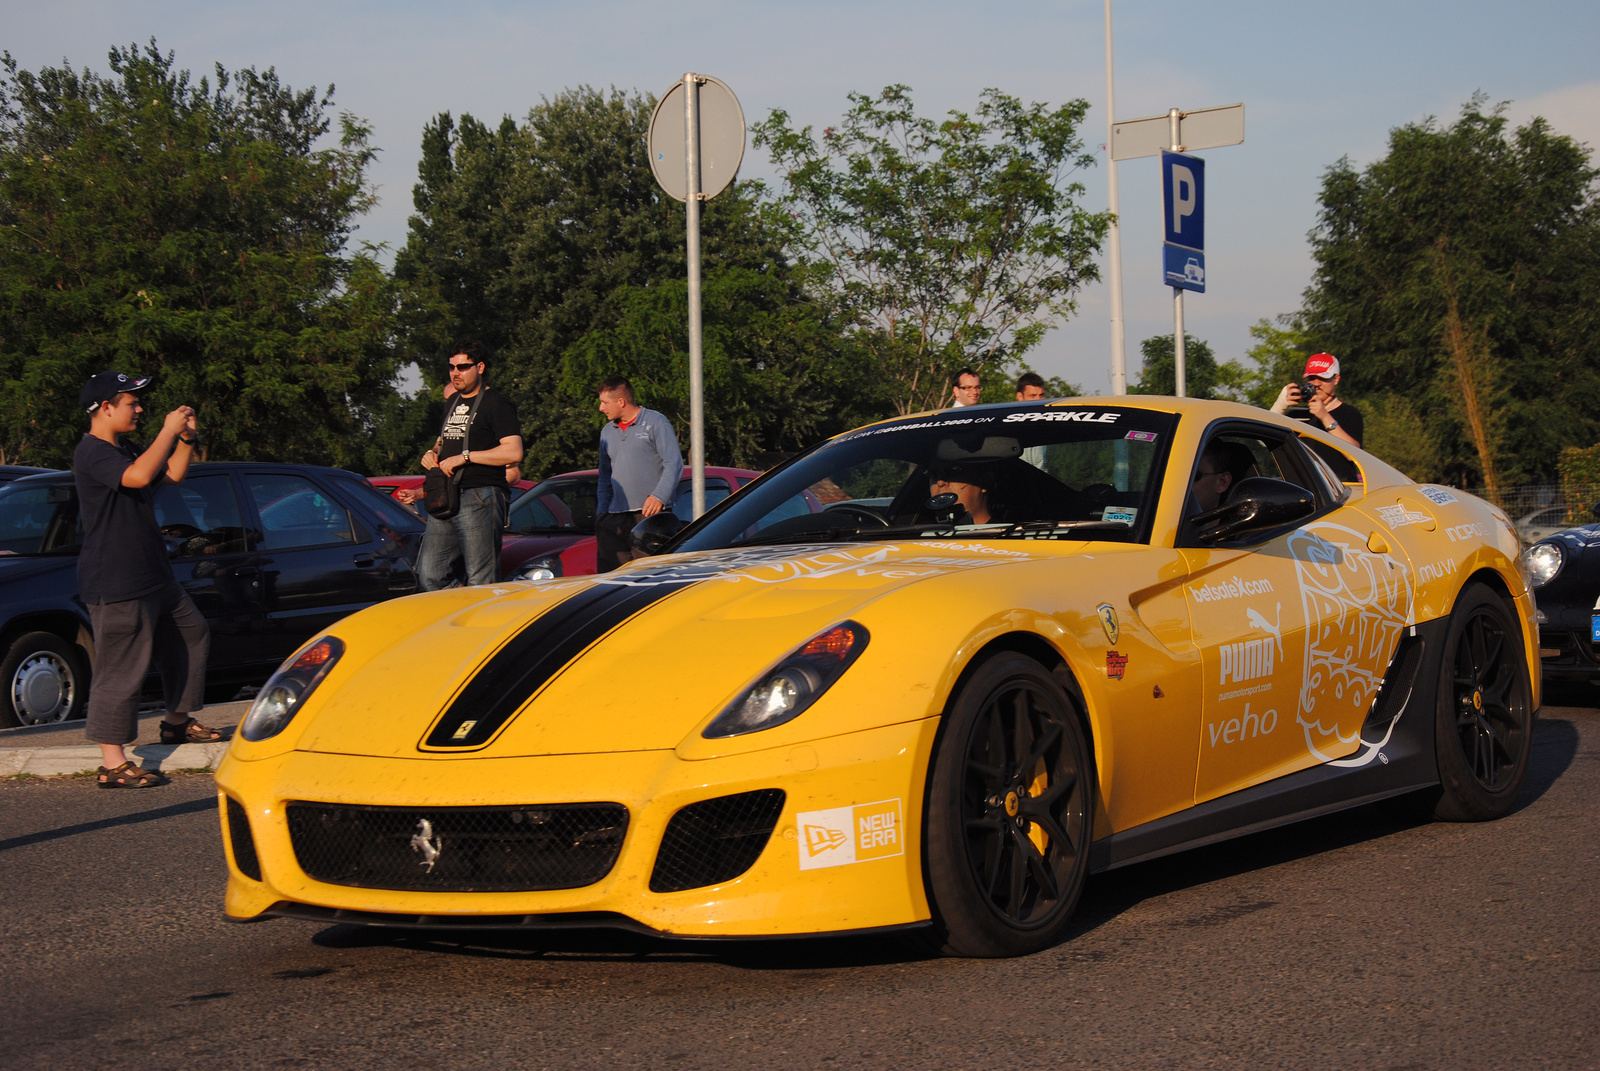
[286,802,627,892]
[650,790,786,893]
[225,796,262,882]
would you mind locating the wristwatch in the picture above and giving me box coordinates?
[461,449,471,464]
[1324,420,1340,432]
[178,434,198,445]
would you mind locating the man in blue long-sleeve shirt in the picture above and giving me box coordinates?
[595,375,683,572]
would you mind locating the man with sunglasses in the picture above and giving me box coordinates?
[416,340,523,588]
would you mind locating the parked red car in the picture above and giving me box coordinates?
[501,466,764,581]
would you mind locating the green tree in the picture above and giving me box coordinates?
[1302,97,1600,489]
[394,88,860,476]
[753,85,1113,415]
[0,42,397,468]
[1129,334,1247,400]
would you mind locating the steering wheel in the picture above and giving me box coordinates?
[823,504,890,528]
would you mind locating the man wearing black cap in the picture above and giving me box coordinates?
[73,372,218,788]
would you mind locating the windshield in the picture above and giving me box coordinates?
[676,404,1177,552]
[0,479,81,556]
[508,476,598,534]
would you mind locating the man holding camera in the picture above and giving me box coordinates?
[1270,353,1363,450]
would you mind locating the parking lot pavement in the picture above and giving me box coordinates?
[0,700,250,778]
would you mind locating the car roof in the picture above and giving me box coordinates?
[5,461,371,488]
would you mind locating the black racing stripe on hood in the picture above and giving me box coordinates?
[422,581,690,749]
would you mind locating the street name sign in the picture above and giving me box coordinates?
[1111,102,1244,161]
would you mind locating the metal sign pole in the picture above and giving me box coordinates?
[1168,108,1186,399]
[684,73,707,518]
[1104,0,1126,396]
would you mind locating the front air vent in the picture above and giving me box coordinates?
[287,802,627,892]
[225,796,262,881]
[650,790,786,893]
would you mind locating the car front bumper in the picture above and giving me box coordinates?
[215,717,938,937]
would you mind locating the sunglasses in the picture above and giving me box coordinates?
[447,361,478,371]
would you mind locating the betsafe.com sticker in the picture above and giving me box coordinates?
[796,798,905,870]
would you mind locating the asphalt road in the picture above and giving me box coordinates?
[2,699,1596,1070]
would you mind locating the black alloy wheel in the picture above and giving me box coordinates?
[1432,583,1533,821]
[925,653,1093,957]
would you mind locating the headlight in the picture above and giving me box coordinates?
[1521,542,1563,588]
[240,636,344,741]
[703,622,869,738]
[510,556,563,581]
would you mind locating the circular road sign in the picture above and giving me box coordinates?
[648,75,746,202]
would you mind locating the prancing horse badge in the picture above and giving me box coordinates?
[1096,604,1119,645]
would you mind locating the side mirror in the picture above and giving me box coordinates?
[1590,502,1600,522]
[1193,477,1316,544]
[630,512,685,556]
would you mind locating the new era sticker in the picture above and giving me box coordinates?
[796,798,905,870]
[1418,486,1458,506]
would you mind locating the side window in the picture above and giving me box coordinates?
[333,477,423,535]
[245,473,357,550]
[673,479,730,522]
[153,475,248,556]
[0,483,78,554]
[1301,437,1363,488]
[1182,427,1314,547]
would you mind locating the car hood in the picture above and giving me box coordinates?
[0,554,78,585]
[289,539,1061,760]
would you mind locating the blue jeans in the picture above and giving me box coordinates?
[419,484,507,590]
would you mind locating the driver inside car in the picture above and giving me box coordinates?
[928,463,997,525]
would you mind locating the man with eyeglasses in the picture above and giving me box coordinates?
[1191,440,1254,516]
[416,339,524,588]
[950,368,981,408]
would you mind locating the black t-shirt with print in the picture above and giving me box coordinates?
[1296,399,1363,448]
[438,387,521,490]
[72,434,174,603]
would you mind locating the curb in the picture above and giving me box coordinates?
[1,740,232,778]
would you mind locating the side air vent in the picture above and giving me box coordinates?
[1364,634,1426,735]
[650,790,786,893]
[226,796,263,881]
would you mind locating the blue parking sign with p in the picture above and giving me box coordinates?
[1162,150,1205,292]
[1162,151,1204,249]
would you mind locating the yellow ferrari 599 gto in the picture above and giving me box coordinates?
[216,398,1537,956]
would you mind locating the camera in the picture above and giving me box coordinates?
[1296,379,1320,406]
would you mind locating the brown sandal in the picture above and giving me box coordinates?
[159,717,224,744]
[97,762,166,788]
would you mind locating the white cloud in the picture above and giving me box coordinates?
[1507,81,1600,152]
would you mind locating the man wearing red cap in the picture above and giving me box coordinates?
[1271,353,1362,449]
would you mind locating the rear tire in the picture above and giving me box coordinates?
[1,632,90,727]
[1431,584,1534,821]
[924,654,1093,957]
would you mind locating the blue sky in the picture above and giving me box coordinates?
[7,0,1598,393]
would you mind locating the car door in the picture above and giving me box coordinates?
[1181,422,1376,804]
[152,473,261,672]
[240,470,389,664]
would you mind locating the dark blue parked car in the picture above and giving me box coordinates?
[0,463,424,726]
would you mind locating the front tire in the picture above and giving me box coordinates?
[1,632,90,727]
[924,654,1094,957]
[1431,584,1534,821]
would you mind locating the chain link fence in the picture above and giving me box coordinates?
[1454,483,1600,543]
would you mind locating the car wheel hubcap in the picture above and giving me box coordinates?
[962,680,1086,929]
[12,653,73,724]
[1451,608,1526,792]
